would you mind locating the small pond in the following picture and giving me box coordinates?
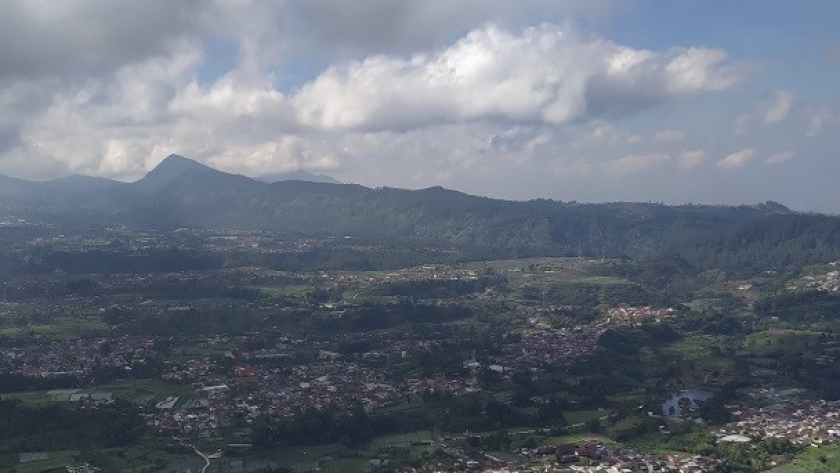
[661,388,714,416]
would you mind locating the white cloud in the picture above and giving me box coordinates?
[551,159,592,178]
[187,0,627,88]
[571,122,641,147]
[717,148,755,169]
[4,3,830,211]
[736,89,795,131]
[763,90,795,124]
[766,151,796,165]
[169,73,294,133]
[662,48,744,94]
[0,0,201,81]
[293,24,746,131]
[678,149,706,169]
[3,43,334,181]
[209,136,340,176]
[12,46,203,179]
[655,130,686,143]
[805,104,839,137]
[602,153,669,175]
[0,9,752,183]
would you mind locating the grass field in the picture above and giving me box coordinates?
[367,430,431,450]
[463,257,628,285]
[771,444,840,473]
[266,444,355,472]
[0,316,107,339]
[662,334,738,378]
[10,450,79,473]
[106,378,197,398]
[1,379,195,410]
[740,329,824,356]
[0,390,54,406]
[0,444,207,472]
[565,409,611,426]
[541,433,615,446]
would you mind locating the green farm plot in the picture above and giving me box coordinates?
[606,392,646,406]
[771,444,840,472]
[741,329,825,356]
[663,334,739,376]
[8,450,79,473]
[260,285,321,303]
[371,398,424,416]
[267,444,355,472]
[622,431,715,457]
[540,433,615,447]
[464,257,627,284]
[61,446,208,473]
[318,457,370,473]
[105,378,196,398]
[1,389,118,407]
[0,391,53,407]
[0,316,107,339]
[664,334,728,359]
[367,430,432,450]
[97,379,196,409]
[565,409,612,426]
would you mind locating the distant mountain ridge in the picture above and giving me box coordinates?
[255,170,340,184]
[2,153,838,270]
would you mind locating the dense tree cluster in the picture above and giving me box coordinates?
[0,399,145,451]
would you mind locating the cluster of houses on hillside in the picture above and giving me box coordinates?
[716,398,840,446]
[404,439,723,472]
[500,326,605,370]
[0,336,157,379]
[606,306,676,325]
[149,359,481,437]
[797,268,840,292]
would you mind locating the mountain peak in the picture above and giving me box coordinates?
[152,154,211,173]
[142,154,215,180]
[133,154,216,190]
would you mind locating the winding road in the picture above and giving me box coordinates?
[192,445,211,473]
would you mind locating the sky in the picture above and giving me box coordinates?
[0,1,838,213]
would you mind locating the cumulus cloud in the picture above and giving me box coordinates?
[678,149,706,169]
[602,153,669,175]
[169,73,295,133]
[209,136,340,176]
[0,16,749,181]
[293,24,746,131]
[8,1,825,211]
[717,148,755,169]
[239,0,621,60]
[0,0,201,81]
[2,45,334,180]
[11,46,203,179]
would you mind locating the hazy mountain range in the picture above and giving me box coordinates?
[1,154,838,270]
[254,170,340,184]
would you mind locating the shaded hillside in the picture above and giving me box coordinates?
[670,213,840,275]
[121,165,789,258]
[4,154,835,269]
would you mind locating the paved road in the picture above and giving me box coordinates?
[192,446,211,473]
